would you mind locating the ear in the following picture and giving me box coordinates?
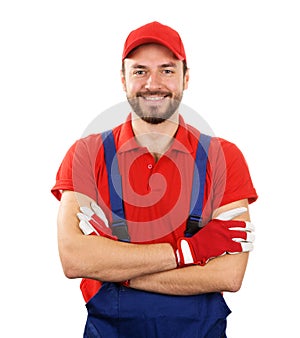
[120,69,127,92]
[183,68,190,90]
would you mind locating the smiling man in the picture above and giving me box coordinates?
[122,43,187,125]
[52,21,258,337]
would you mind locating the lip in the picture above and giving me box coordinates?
[138,92,171,103]
[140,96,168,107]
[143,96,166,101]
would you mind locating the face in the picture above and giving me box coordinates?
[121,44,189,124]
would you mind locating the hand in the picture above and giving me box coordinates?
[176,207,255,267]
[77,201,117,240]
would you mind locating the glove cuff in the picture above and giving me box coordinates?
[177,238,207,267]
[176,238,194,267]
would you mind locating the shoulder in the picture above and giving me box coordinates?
[184,123,240,155]
[75,122,124,150]
[205,136,252,182]
[208,136,245,160]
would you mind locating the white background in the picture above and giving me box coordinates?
[1,0,299,337]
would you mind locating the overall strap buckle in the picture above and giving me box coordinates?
[184,215,204,237]
[111,219,130,242]
[185,133,212,238]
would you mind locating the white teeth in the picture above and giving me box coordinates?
[144,96,164,101]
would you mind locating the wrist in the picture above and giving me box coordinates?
[169,243,179,268]
[177,238,193,267]
[176,237,206,267]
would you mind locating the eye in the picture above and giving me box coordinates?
[133,70,146,76]
[162,69,175,75]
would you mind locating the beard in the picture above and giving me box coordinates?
[127,91,183,125]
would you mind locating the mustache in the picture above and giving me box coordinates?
[136,91,172,98]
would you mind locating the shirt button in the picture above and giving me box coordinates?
[147,164,153,169]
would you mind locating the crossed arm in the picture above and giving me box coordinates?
[57,190,250,296]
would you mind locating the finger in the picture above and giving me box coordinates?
[240,242,254,252]
[227,241,254,254]
[77,212,90,222]
[78,219,99,236]
[229,221,255,232]
[215,207,247,221]
[80,206,94,219]
[245,221,255,232]
[228,229,248,241]
[232,232,255,243]
[227,241,244,253]
[80,206,104,227]
[90,202,109,228]
[247,232,255,242]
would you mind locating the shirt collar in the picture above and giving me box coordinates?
[116,114,197,155]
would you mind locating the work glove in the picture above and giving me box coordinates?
[176,207,255,267]
[77,201,117,240]
[78,203,130,292]
[77,203,118,303]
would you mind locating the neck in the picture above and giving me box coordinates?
[131,112,179,160]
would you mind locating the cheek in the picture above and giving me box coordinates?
[164,74,185,92]
[166,81,184,94]
[125,79,142,95]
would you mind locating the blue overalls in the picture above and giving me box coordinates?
[83,130,231,338]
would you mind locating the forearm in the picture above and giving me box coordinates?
[129,252,249,295]
[129,200,251,296]
[60,232,176,282]
[58,191,176,282]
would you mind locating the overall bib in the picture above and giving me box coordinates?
[83,130,231,338]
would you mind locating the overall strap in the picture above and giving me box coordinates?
[185,133,212,237]
[102,130,211,240]
[101,130,130,242]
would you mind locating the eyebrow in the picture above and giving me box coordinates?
[131,62,178,69]
[160,62,177,68]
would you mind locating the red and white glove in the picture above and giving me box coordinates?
[77,202,130,290]
[77,203,119,303]
[176,207,255,267]
[77,201,117,240]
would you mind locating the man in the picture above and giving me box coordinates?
[52,21,257,338]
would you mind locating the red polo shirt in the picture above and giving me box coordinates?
[52,114,258,301]
[52,114,257,246]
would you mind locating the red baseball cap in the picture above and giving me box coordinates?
[122,21,186,63]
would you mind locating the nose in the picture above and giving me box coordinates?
[144,72,161,90]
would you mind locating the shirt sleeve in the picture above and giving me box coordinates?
[209,137,258,210]
[51,134,102,201]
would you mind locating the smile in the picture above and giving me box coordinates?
[143,96,166,101]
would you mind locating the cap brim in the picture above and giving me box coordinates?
[122,36,185,61]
